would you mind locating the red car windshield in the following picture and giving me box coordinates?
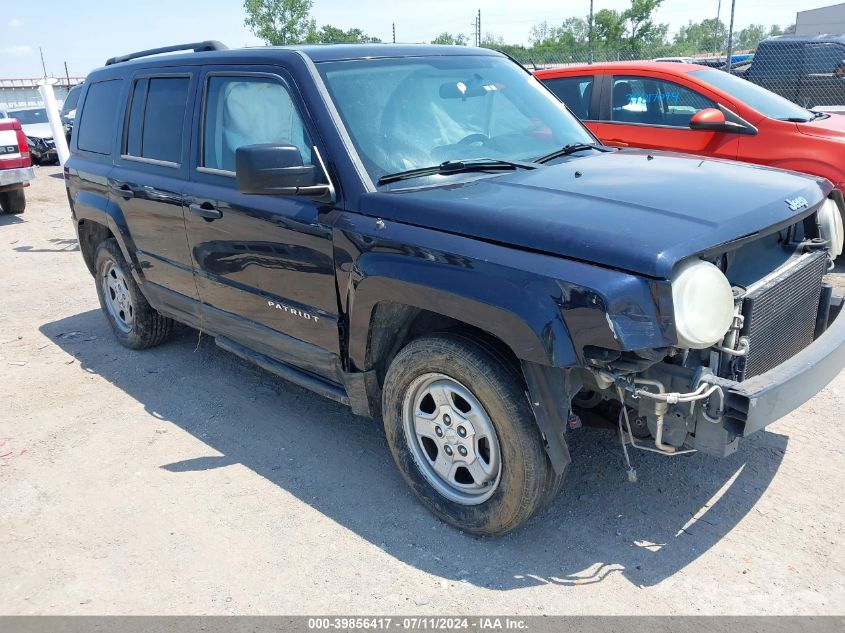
[690,69,815,122]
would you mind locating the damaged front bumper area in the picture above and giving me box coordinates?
[587,296,845,458]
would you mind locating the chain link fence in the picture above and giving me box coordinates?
[510,37,845,112]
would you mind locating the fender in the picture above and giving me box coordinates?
[69,176,146,286]
[335,213,675,372]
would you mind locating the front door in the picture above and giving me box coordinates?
[591,74,740,160]
[182,67,342,382]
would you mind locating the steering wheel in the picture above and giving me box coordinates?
[457,133,490,146]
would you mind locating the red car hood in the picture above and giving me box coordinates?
[797,113,845,140]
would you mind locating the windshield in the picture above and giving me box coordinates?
[317,55,594,184]
[11,108,49,125]
[690,68,814,122]
[62,85,82,114]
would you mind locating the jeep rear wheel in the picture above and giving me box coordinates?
[94,238,173,349]
[0,188,26,214]
[382,333,563,536]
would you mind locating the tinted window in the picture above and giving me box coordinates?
[542,76,594,119]
[202,75,312,172]
[805,43,845,74]
[125,76,189,164]
[77,79,124,155]
[610,76,715,127]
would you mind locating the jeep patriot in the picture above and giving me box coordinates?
[66,42,845,535]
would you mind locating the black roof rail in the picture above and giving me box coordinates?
[105,40,228,66]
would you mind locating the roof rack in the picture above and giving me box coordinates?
[105,41,228,66]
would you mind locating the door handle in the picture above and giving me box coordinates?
[110,184,134,198]
[606,139,630,147]
[188,202,222,220]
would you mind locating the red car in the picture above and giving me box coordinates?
[535,62,845,193]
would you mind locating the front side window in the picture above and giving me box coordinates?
[317,55,594,182]
[541,76,594,120]
[202,75,312,172]
[610,76,715,127]
[124,76,190,164]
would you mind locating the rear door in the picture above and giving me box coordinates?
[109,70,200,310]
[182,66,342,382]
[590,73,739,159]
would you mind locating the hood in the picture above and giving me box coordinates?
[362,150,828,279]
[797,112,845,140]
[20,122,53,139]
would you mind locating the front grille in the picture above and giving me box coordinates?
[739,250,828,380]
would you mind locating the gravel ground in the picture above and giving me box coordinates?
[0,167,844,615]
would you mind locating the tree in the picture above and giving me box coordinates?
[593,8,626,50]
[432,33,468,46]
[480,32,528,59]
[770,24,796,36]
[306,24,381,44]
[243,0,314,45]
[673,18,728,54]
[734,24,768,50]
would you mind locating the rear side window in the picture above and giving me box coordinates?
[77,79,124,155]
[201,75,312,172]
[124,76,190,164]
[805,43,845,75]
[542,76,594,120]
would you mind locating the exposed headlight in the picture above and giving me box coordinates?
[818,198,844,259]
[671,259,735,349]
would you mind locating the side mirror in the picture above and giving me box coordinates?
[689,105,758,136]
[235,144,330,197]
[689,107,728,131]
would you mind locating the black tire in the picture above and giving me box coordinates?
[0,188,26,214]
[382,333,564,536]
[93,238,173,349]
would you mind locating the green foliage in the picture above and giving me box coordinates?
[734,24,768,50]
[674,18,728,55]
[306,24,381,44]
[243,0,314,45]
[432,32,469,46]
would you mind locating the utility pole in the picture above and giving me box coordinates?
[724,0,736,71]
[64,61,70,88]
[713,0,722,55]
[477,9,481,47]
[588,0,594,64]
[392,22,396,44]
[39,47,47,79]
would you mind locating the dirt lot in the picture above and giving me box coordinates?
[0,167,844,615]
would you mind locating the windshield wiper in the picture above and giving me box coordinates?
[533,142,612,164]
[377,158,537,186]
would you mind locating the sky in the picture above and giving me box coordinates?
[0,0,833,78]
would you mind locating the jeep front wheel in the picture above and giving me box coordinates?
[382,334,563,536]
[94,238,173,349]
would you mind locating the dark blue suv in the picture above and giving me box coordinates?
[66,41,845,535]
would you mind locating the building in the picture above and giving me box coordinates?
[796,3,845,36]
[0,77,84,110]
